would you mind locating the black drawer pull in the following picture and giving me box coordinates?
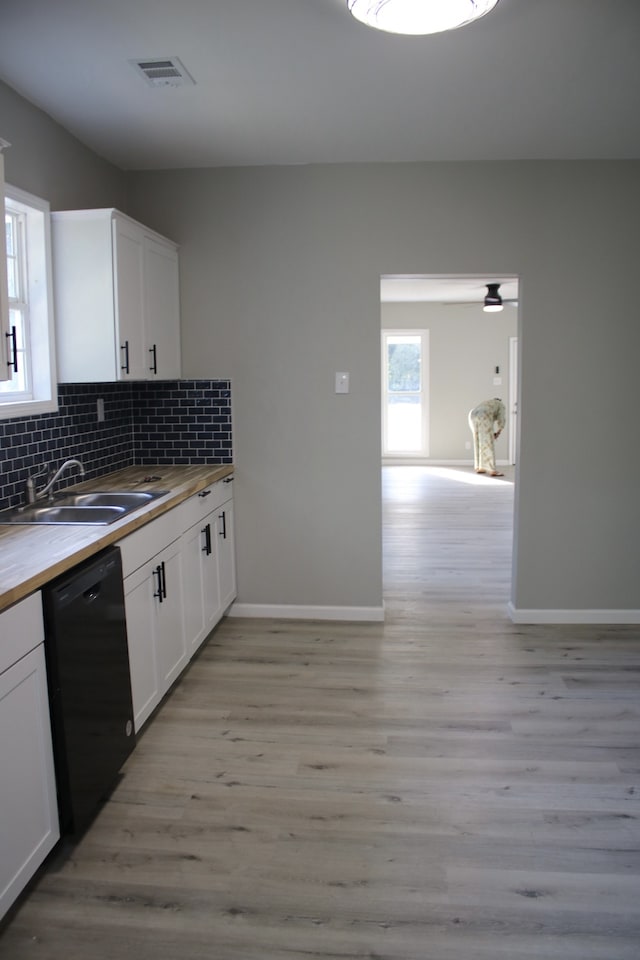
[153,564,163,602]
[202,523,212,556]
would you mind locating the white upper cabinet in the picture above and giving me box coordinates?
[144,234,181,380]
[52,208,181,383]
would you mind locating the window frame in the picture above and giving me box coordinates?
[381,328,430,458]
[1,184,58,420]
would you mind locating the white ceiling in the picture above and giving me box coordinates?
[1,0,639,172]
[381,276,518,304]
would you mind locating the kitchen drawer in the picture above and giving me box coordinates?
[0,593,45,675]
[118,507,183,577]
[179,478,233,529]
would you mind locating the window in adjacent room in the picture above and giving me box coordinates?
[381,329,429,457]
[1,185,57,419]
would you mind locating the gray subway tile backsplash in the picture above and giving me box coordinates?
[0,380,232,510]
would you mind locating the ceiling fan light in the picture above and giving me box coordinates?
[347,0,500,36]
[483,282,503,312]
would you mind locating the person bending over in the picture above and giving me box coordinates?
[468,397,506,477]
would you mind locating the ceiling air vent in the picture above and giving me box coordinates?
[131,57,195,88]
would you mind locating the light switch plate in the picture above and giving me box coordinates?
[335,372,349,394]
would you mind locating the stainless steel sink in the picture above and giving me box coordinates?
[60,491,166,509]
[18,505,127,525]
[0,489,169,525]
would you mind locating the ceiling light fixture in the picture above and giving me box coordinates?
[347,0,500,36]
[483,283,503,312]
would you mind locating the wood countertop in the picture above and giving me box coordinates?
[0,464,234,614]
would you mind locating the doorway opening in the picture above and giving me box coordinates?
[380,273,520,608]
[380,274,519,467]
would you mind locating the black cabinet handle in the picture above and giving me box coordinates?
[223,477,233,484]
[6,325,18,373]
[153,564,163,602]
[198,489,211,498]
[120,340,130,374]
[202,523,212,556]
[149,343,157,374]
[219,510,227,540]
[161,560,167,599]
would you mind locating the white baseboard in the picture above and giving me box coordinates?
[228,602,385,622]
[507,602,640,624]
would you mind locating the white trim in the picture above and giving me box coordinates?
[507,603,640,625]
[228,602,385,622]
[508,335,518,465]
[1,184,57,419]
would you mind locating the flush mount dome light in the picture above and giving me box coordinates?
[483,283,503,312]
[347,0,500,36]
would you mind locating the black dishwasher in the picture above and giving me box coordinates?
[43,546,135,836]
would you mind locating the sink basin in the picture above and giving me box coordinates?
[0,489,169,525]
[17,505,127,525]
[61,491,167,509]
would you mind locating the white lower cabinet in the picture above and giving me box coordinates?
[119,477,235,730]
[180,479,236,656]
[120,516,187,732]
[0,593,59,921]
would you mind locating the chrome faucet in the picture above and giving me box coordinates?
[26,458,86,504]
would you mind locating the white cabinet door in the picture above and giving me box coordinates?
[0,595,59,921]
[217,497,237,614]
[201,513,223,640]
[123,563,161,731]
[144,235,181,379]
[124,539,187,733]
[181,509,221,656]
[181,520,207,655]
[155,544,187,690]
[113,215,146,380]
[52,210,119,382]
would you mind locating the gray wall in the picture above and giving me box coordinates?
[381,301,517,462]
[128,161,640,615]
[0,81,126,209]
[3,79,640,616]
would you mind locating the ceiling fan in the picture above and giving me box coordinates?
[444,283,519,310]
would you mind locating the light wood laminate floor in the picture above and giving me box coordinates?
[2,466,639,959]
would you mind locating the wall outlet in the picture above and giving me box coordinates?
[465,440,471,450]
